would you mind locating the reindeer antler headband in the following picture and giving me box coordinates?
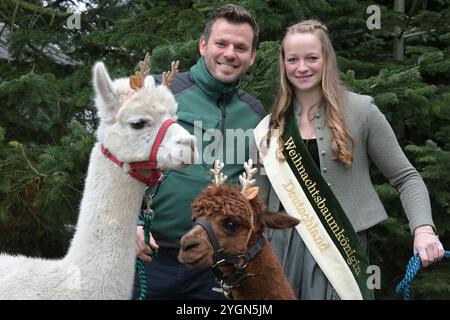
[209,159,259,200]
[116,54,180,112]
[130,53,151,90]
[129,53,179,90]
[239,159,259,200]
[162,60,179,87]
[210,160,227,187]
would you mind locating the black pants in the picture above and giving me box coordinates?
[132,250,225,300]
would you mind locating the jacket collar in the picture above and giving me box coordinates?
[189,57,240,101]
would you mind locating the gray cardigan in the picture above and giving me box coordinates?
[258,91,435,234]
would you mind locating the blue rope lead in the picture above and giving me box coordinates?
[395,250,450,300]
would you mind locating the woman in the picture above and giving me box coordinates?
[253,20,444,300]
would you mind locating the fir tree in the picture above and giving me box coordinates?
[0,0,448,298]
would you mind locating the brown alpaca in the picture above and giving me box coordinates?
[178,160,300,300]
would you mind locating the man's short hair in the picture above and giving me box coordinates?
[203,4,259,51]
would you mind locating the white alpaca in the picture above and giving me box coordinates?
[0,59,198,299]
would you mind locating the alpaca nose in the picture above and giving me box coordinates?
[189,136,197,152]
[181,240,200,253]
[173,135,198,164]
[192,137,199,162]
[177,136,197,150]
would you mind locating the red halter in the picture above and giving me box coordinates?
[101,118,176,187]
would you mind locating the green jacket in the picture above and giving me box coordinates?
[140,58,265,247]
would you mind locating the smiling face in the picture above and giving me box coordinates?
[199,18,256,85]
[283,32,324,95]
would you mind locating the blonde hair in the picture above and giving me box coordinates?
[264,20,354,166]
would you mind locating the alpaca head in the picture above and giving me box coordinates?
[93,58,198,171]
[178,160,299,270]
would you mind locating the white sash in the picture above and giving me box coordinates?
[254,115,363,300]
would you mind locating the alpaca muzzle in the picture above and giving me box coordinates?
[101,118,176,186]
[192,219,266,294]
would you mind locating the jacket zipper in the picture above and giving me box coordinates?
[218,95,226,136]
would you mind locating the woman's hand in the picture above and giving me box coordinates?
[413,225,445,267]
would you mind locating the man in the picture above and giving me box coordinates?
[133,4,265,299]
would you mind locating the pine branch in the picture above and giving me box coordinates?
[4,0,69,18]
[9,142,46,178]
[242,55,277,91]
[403,29,436,39]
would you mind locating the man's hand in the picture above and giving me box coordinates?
[413,225,445,267]
[136,225,159,262]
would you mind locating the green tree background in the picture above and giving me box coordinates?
[0,0,449,299]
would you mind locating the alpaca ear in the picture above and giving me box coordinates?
[244,187,259,200]
[260,210,300,230]
[93,62,118,121]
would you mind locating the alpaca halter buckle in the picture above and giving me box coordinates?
[193,219,266,296]
[100,118,175,187]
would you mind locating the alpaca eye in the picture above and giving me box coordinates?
[130,120,146,129]
[223,219,239,233]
